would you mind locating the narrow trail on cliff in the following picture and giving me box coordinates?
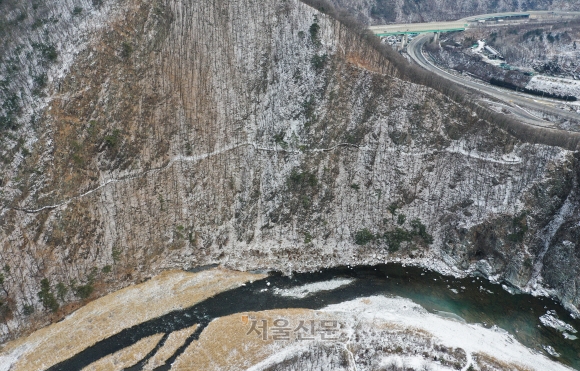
[7,138,527,216]
[7,142,362,214]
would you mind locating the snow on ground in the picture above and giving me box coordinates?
[433,310,466,323]
[273,278,355,298]
[444,141,523,164]
[472,40,485,53]
[378,355,456,371]
[175,295,573,371]
[0,343,33,371]
[143,325,198,370]
[526,75,580,98]
[0,268,265,371]
[27,290,571,371]
[81,333,164,371]
[322,296,574,371]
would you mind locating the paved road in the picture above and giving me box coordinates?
[370,11,580,128]
[369,21,468,36]
[370,11,580,35]
[406,33,580,128]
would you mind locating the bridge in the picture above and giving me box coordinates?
[369,12,534,37]
[370,11,580,38]
[465,12,530,22]
[369,21,469,37]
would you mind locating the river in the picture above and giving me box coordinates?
[47,264,580,371]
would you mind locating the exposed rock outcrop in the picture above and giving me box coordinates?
[0,0,579,342]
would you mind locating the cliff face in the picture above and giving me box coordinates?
[0,0,579,341]
[327,0,580,24]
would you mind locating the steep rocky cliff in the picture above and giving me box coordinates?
[0,0,579,342]
[327,0,580,24]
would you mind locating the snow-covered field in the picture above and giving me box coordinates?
[323,296,574,371]
[174,296,573,371]
[526,75,580,98]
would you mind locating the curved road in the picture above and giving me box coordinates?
[372,11,580,128]
[407,33,580,128]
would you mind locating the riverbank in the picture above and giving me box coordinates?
[0,264,578,371]
[0,268,266,371]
